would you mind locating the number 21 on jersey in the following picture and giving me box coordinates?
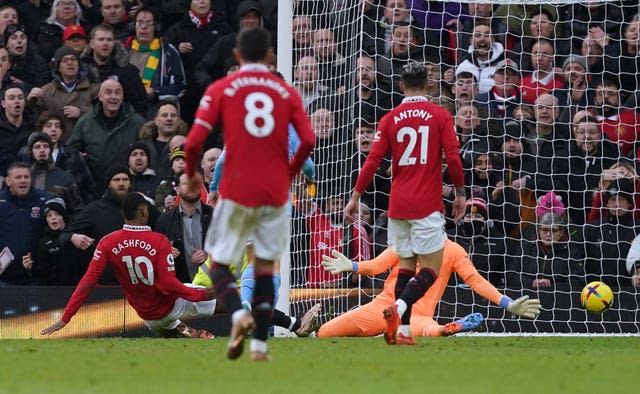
[397,125,429,166]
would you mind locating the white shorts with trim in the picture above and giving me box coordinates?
[205,198,288,266]
[387,211,446,258]
[144,286,217,335]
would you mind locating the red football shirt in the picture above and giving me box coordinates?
[354,96,464,219]
[185,64,315,207]
[61,225,207,322]
[598,109,640,156]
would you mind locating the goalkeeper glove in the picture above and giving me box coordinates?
[321,250,358,274]
[500,295,542,319]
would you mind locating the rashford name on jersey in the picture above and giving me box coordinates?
[110,238,158,256]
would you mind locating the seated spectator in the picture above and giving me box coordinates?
[5,23,50,88]
[584,178,638,288]
[62,24,88,54]
[579,29,605,80]
[448,61,479,111]
[552,55,596,125]
[164,0,230,124]
[553,113,620,226]
[30,198,89,285]
[349,117,390,220]
[79,23,148,116]
[312,27,349,91]
[512,103,534,124]
[0,83,37,176]
[491,121,537,239]
[377,22,424,104]
[519,39,564,105]
[593,78,640,156]
[28,46,100,139]
[138,100,188,180]
[449,197,508,287]
[509,9,570,74]
[507,211,585,290]
[292,14,314,63]
[155,171,213,282]
[587,159,640,223]
[601,13,640,98]
[0,162,47,286]
[455,103,488,166]
[19,111,95,203]
[99,0,130,43]
[455,21,504,94]
[200,147,222,191]
[36,0,84,63]
[194,1,264,86]
[475,58,522,120]
[0,5,18,44]
[464,146,502,213]
[27,132,83,213]
[562,1,625,46]
[126,142,160,199]
[154,145,186,212]
[124,6,186,119]
[68,78,146,196]
[294,55,330,110]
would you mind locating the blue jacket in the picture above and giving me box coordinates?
[0,188,47,282]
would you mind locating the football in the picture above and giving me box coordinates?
[580,281,614,314]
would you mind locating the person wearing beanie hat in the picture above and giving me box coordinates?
[28,131,83,214]
[44,197,69,222]
[153,145,186,212]
[583,176,637,287]
[4,23,50,89]
[26,42,97,139]
[535,191,565,219]
[194,0,266,86]
[554,54,592,124]
[127,142,160,199]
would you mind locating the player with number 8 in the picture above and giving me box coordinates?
[345,61,466,345]
[184,26,314,361]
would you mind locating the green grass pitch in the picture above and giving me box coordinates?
[1,337,638,394]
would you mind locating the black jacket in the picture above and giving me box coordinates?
[0,107,37,176]
[155,202,213,283]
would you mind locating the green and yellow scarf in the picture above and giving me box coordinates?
[131,38,161,88]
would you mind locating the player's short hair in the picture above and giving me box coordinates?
[121,192,147,221]
[236,26,272,62]
[401,61,428,90]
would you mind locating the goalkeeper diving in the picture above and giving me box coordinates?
[318,239,541,337]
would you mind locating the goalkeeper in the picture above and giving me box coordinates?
[318,239,541,337]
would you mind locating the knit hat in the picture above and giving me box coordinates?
[495,58,519,74]
[127,141,151,160]
[562,55,588,72]
[538,212,566,227]
[606,178,635,206]
[44,197,68,219]
[169,146,185,162]
[466,198,488,219]
[62,24,86,41]
[28,132,53,150]
[105,165,131,184]
[53,46,79,72]
[536,191,565,218]
[504,120,524,141]
[237,1,262,18]
[3,23,26,44]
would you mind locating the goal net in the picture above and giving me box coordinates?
[284,0,640,334]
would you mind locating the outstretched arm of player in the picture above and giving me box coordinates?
[322,248,398,276]
[452,243,542,319]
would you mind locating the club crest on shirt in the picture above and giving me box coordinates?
[31,206,41,219]
[167,254,175,271]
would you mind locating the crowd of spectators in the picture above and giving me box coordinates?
[0,1,639,299]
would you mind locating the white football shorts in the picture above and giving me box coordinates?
[204,198,288,266]
[387,211,446,258]
[144,286,217,335]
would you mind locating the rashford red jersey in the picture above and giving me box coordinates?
[185,64,315,207]
[354,96,464,219]
[61,225,207,322]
